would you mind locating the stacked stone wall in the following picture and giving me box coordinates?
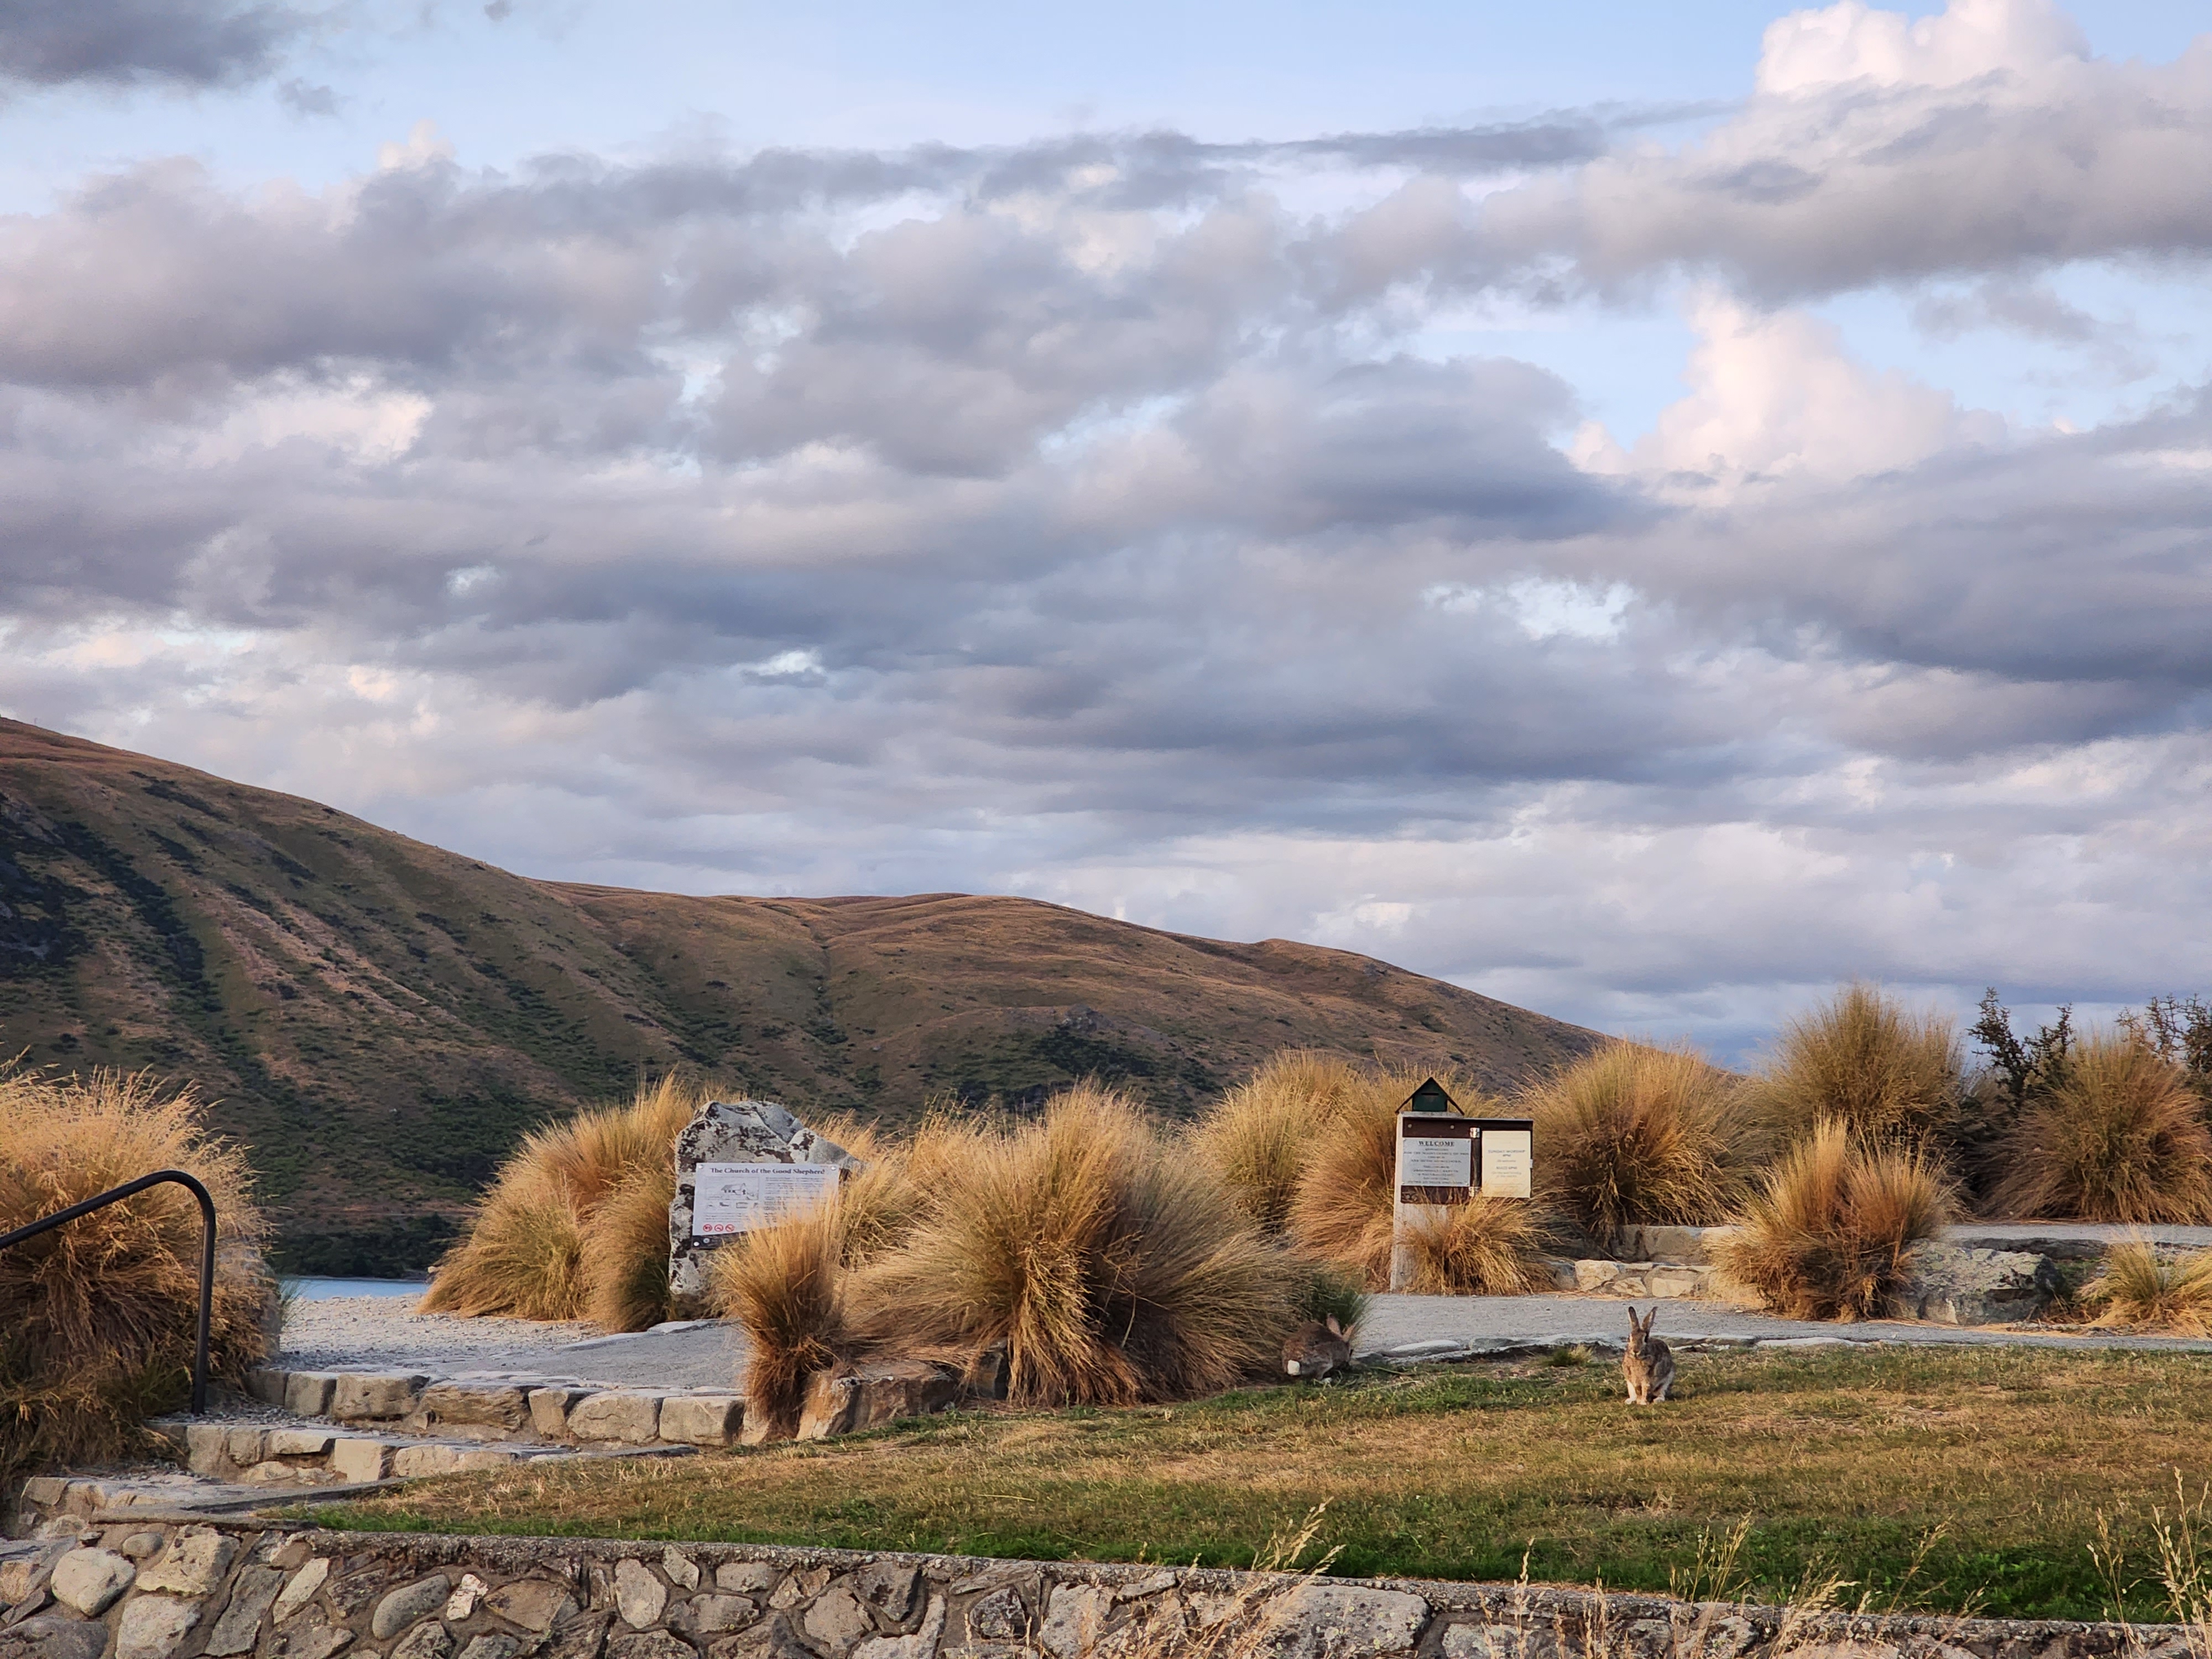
[1,1524,2195,1659]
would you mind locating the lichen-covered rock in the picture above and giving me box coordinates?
[805,1582,875,1653]
[331,1373,429,1421]
[415,1383,531,1436]
[486,1578,580,1634]
[390,1619,458,1659]
[711,1611,820,1659]
[136,1530,238,1597]
[206,1563,285,1655]
[612,1634,699,1659]
[660,1396,745,1446]
[116,1592,205,1659]
[799,1360,962,1441]
[374,1574,456,1640]
[667,1100,863,1315]
[617,1558,670,1629]
[0,1614,107,1659]
[1040,1584,1114,1659]
[1898,1245,2062,1326]
[1258,1584,1427,1659]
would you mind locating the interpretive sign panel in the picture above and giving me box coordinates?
[692,1161,838,1237]
[1396,1114,1475,1206]
[1478,1127,1533,1199]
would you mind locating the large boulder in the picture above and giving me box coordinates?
[1897,1243,2062,1326]
[667,1100,863,1316]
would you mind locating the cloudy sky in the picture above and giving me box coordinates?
[3,0,2210,1060]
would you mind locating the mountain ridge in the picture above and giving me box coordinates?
[0,717,1602,1272]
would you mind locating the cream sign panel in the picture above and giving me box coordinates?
[692,1162,838,1237]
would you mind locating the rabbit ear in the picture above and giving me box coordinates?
[1326,1316,1343,1337]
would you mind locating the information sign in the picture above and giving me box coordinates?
[1479,1128,1533,1199]
[691,1161,838,1237]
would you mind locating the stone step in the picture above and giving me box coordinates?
[238,1366,748,1451]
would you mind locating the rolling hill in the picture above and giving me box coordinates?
[0,718,1602,1272]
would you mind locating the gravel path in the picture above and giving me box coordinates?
[280,1297,742,1389]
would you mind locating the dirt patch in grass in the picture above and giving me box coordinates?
[312,1345,2212,1621]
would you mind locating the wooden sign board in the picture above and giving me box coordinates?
[1390,1113,1535,1290]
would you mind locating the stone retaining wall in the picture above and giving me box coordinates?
[1,1522,2195,1659]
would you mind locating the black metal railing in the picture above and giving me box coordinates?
[0,1168,217,1413]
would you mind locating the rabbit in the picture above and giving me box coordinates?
[1621,1305,1676,1404]
[1283,1316,1353,1379]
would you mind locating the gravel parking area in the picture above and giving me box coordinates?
[280,1296,742,1389]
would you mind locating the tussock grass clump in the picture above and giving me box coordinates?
[1754,984,1961,1147]
[1189,1051,1361,1235]
[425,1074,702,1325]
[1992,1032,2212,1223]
[1525,1041,1750,1250]
[713,1199,851,1437]
[0,1067,271,1481]
[2086,1241,2212,1334]
[1397,1196,1549,1295]
[1286,1067,1550,1293]
[847,1083,1305,1406]
[1717,1119,1953,1320]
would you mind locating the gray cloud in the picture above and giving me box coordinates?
[0,0,305,88]
[6,6,2212,1056]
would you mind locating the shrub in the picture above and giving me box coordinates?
[2086,1241,2212,1334]
[845,1083,1305,1406]
[1754,983,1961,1147]
[424,1074,702,1324]
[1189,1051,1361,1235]
[1992,1032,2212,1223]
[1286,1067,1549,1293]
[1716,1119,1953,1319]
[1524,1041,1750,1250]
[0,1067,272,1482]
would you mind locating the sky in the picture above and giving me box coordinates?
[3,0,2211,1062]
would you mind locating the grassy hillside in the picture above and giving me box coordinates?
[0,718,1600,1272]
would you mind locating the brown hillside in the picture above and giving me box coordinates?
[0,718,1600,1271]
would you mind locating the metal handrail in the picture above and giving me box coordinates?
[0,1168,217,1414]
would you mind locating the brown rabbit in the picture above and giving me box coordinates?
[1282,1316,1353,1379]
[1622,1306,1676,1404]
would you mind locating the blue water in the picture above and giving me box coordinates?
[283,1277,427,1302]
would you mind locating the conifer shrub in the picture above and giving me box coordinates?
[1992,1032,2212,1223]
[1715,1120,1952,1320]
[1524,1041,1751,1251]
[0,1067,272,1483]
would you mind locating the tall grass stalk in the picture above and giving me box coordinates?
[424,1074,703,1324]
[1525,1041,1750,1250]
[1994,1032,2212,1223]
[0,1066,271,1481]
[1397,1196,1549,1295]
[1754,984,1961,1147]
[1717,1120,1953,1320]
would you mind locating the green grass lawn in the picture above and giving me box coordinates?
[308,1345,2212,1623]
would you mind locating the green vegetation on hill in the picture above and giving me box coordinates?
[0,718,1600,1271]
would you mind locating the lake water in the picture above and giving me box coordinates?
[283,1277,429,1302]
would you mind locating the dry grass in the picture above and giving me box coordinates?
[712,1201,849,1438]
[1286,1067,1548,1293]
[1717,1120,1954,1319]
[1525,1041,1751,1250]
[1994,1032,2212,1223]
[0,1066,271,1481]
[1189,1051,1363,1235]
[1752,984,1962,1147]
[2086,1241,2212,1335]
[843,1083,1305,1406]
[1397,1196,1549,1295]
[329,1343,2212,1621]
[424,1074,703,1326]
